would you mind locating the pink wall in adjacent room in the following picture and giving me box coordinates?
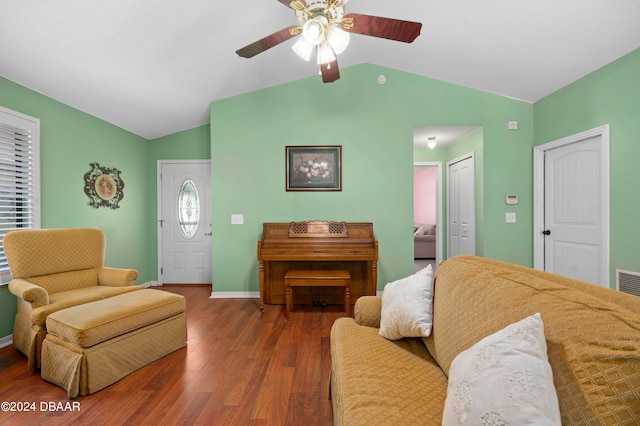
[414,167,436,224]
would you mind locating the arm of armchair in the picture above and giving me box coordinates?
[98,267,138,287]
[354,296,382,328]
[8,279,49,308]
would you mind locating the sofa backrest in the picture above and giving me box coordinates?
[414,223,436,236]
[426,255,640,425]
[4,228,105,293]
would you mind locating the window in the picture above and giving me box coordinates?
[177,178,200,239]
[0,106,40,284]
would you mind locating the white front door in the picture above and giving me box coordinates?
[158,161,212,284]
[447,153,475,258]
[534,125,609,287]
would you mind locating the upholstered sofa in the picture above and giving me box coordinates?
[330,255,640,425]
[414,223,436,258]
[5,228,141,370]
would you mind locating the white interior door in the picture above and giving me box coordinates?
[447,153,475,258]
[158,161,212,284]
[541,133,608,286]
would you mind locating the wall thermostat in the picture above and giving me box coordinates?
[505,195,518,205]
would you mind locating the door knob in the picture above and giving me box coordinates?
[542,230,551,235]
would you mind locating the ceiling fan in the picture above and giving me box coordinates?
[235,0,422,83]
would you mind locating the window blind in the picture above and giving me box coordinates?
[0,107,40,282]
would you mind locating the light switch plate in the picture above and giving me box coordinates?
[231,214,244,225]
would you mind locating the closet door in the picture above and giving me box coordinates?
[447,153,475,258]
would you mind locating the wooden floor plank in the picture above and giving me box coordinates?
[0,285,344,425]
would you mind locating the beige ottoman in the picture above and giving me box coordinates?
[41,289,187,398]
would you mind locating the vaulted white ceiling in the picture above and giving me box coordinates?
[1,0,639,139]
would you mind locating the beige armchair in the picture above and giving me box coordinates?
[5,227,141,370]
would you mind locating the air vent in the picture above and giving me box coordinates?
[616,269,640,297]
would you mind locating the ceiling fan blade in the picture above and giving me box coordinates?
[342,13,422,43]
[236,26,300,58]
[320,59,340,83]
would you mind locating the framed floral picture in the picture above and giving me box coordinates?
[286,146,342,191]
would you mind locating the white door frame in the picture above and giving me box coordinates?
[447,152,476,258]
[156,159,212,286]
[414,161,443,263]
[533,125,610,286]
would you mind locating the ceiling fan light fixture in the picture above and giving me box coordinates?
[327,24,350,54]
[302,17,327,46]
[236,0,423,84]
[316,42,336,65]
[292,37,313,61]
[427,137,437,149]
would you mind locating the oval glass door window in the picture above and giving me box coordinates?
[177,179,200,239]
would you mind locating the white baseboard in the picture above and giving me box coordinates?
[141,281,159,288]
[0,334,13,349]
[210,291,260,299]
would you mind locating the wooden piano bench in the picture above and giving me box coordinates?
[284,270,351,320]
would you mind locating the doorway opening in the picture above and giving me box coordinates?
[413,125,482,272]
[413,163,441,272]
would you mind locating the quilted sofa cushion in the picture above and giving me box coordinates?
[331,317,447,425]
[427,255,640,425]
[46,289,186,348]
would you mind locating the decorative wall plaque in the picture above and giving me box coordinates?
[83,162,124,209]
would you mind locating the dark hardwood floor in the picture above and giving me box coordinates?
[0,285,346,425]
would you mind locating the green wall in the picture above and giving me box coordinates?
[534,47,640,287]
[210,64,533,293]
[0,76,150,338]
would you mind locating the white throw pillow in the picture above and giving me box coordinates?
[379,265,434,340]
[442,313,561,426]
